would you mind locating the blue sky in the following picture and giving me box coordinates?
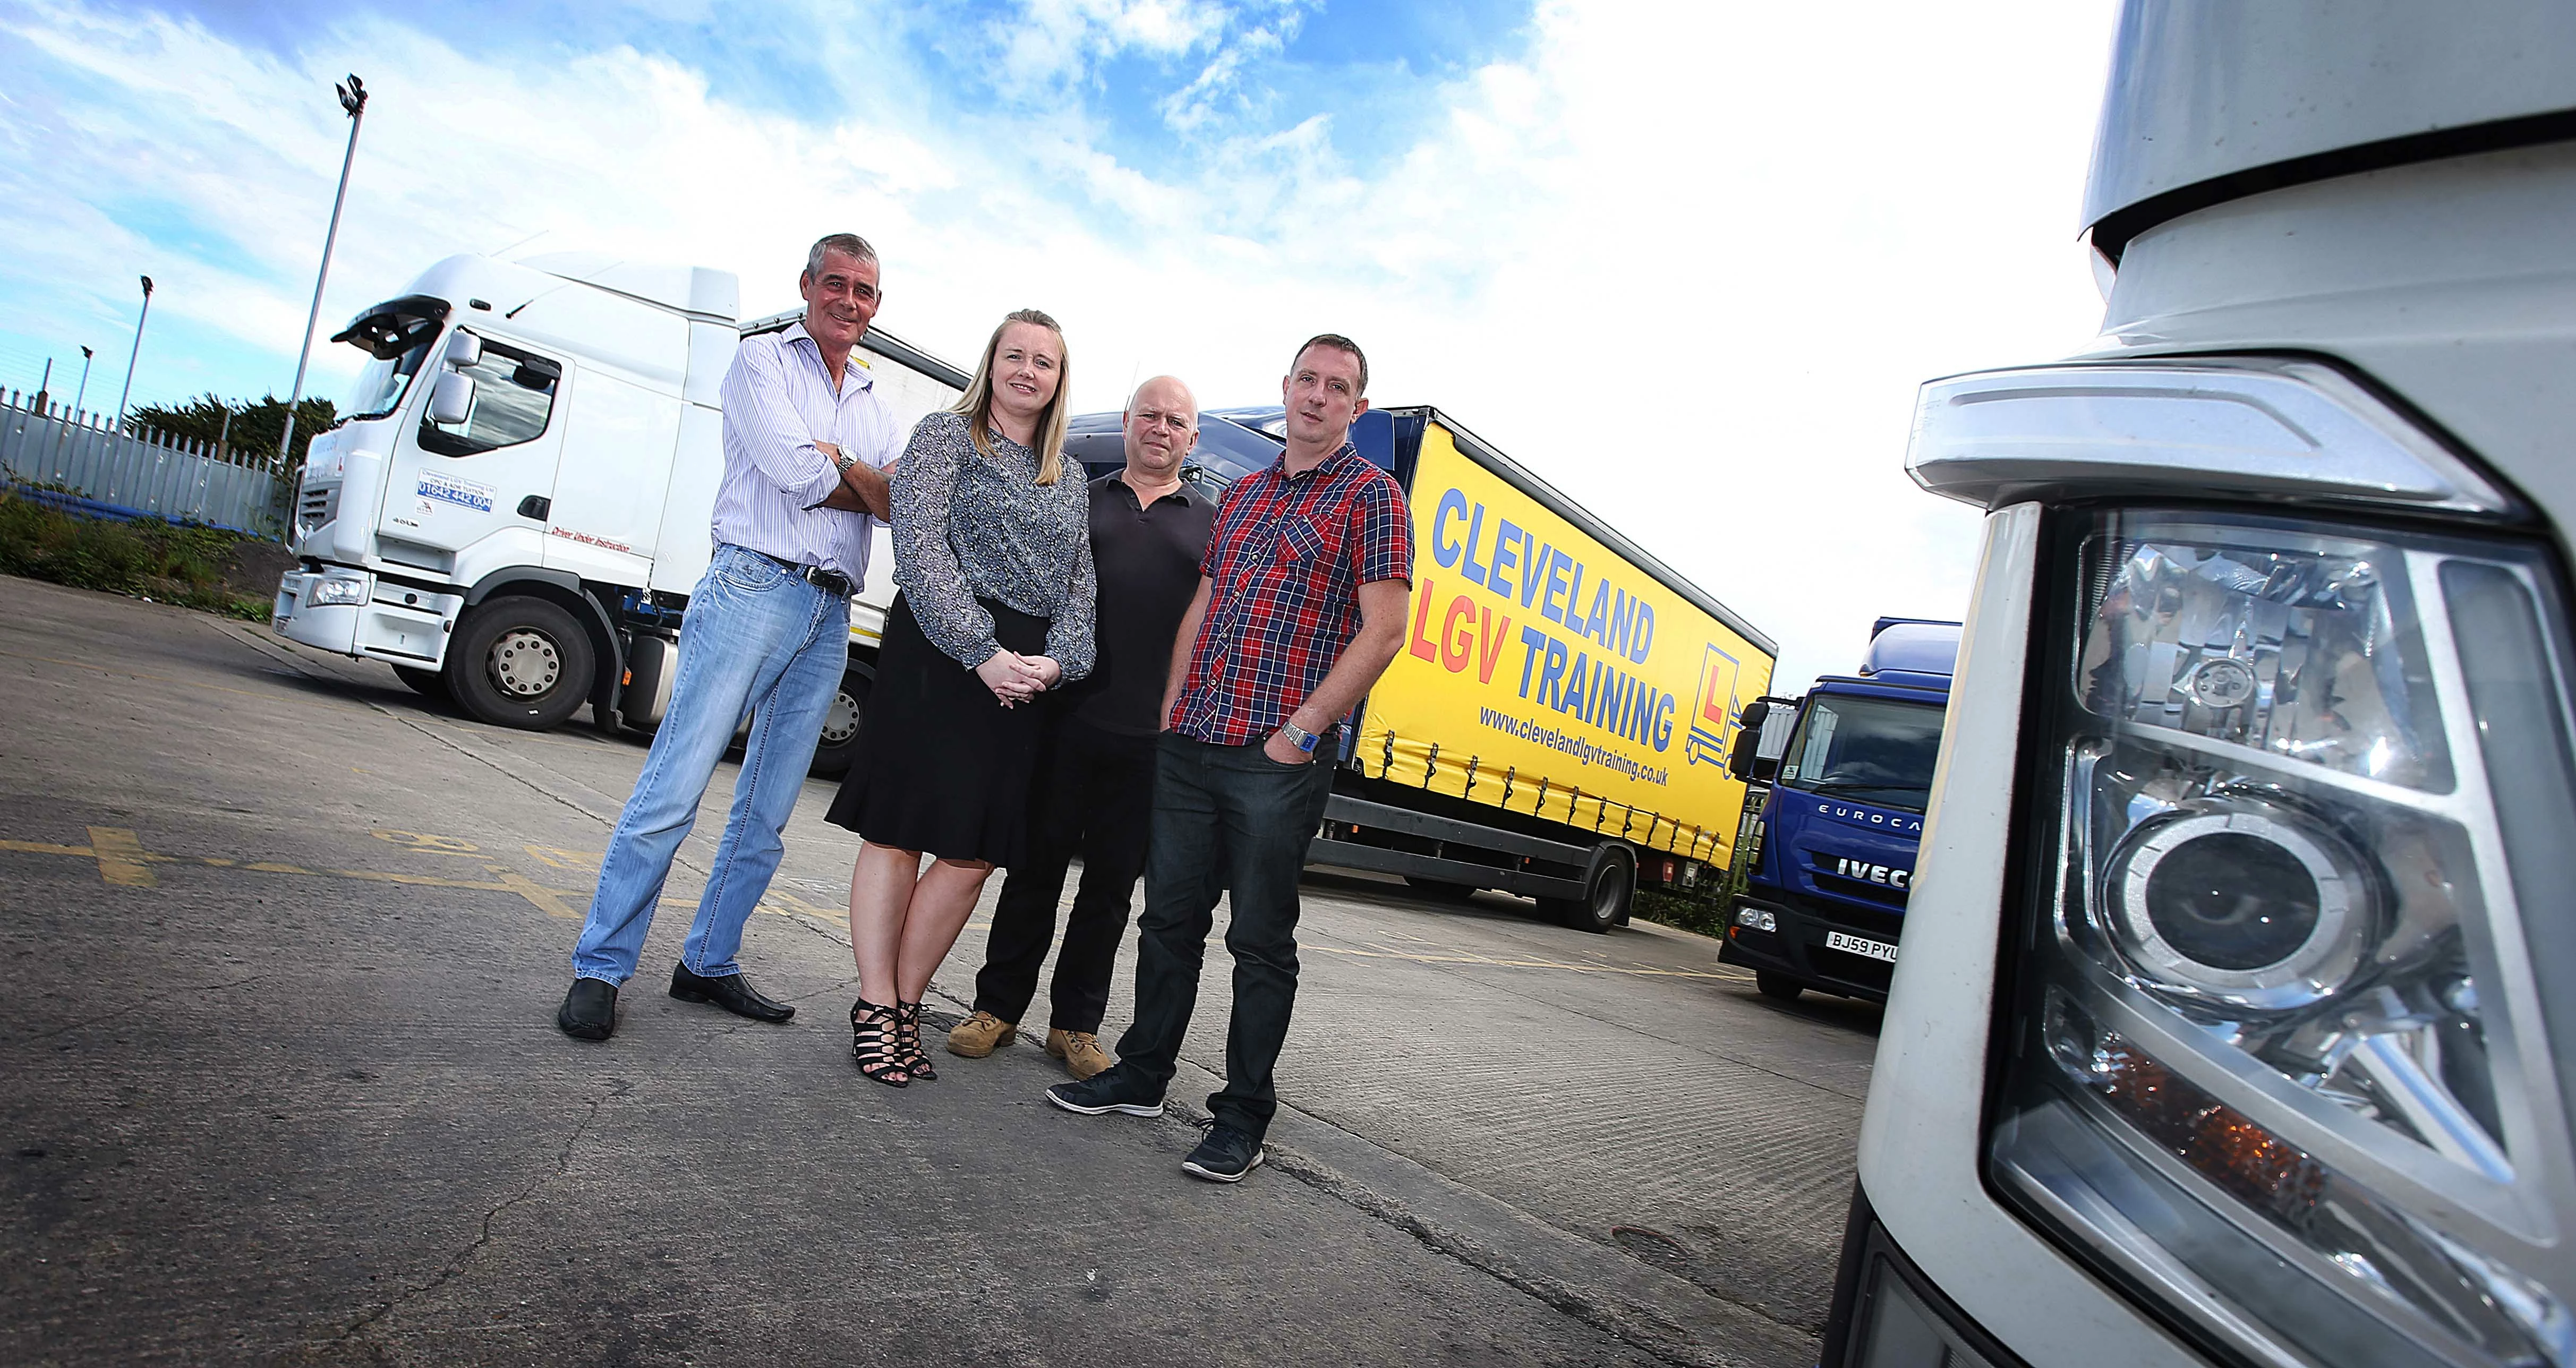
[0,0,1541,408]
[0,0,2120,690]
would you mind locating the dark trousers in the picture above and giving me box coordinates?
[973,714,1157,1033]
[1113,730,1338,1141]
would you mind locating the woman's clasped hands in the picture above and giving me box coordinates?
[975,648,1061,707]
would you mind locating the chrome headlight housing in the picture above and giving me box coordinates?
[304,576,370,608]
[1982,506,2576,1368]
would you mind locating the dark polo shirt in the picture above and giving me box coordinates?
[1060,471,1216,736]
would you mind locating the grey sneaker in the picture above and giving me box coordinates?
[1181,1122,1265,1183]
[1045,1068,1165,1117]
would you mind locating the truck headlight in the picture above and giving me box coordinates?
[305,577,370,608]
[1986,508,2576,1368]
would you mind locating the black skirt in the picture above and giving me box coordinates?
[826,591,1050,867]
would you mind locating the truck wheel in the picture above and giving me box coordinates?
[446,596,595,730]
[392,665,448,699]
[1545,844,1635,934]
[1755,971,1804,1002]
[806,671,873,779]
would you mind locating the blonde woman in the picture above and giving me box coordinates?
[826,309,1095,1087]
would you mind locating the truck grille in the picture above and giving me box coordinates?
[297,485,338,539]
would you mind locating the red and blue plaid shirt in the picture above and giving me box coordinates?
[1168,442,1414,745]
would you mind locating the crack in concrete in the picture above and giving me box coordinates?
[318,1078,633,1354]
[1263,1142,1803,1368]
[6,975,265,1047]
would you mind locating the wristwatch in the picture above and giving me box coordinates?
[1279,721,1321,754]
[833,450,859,473]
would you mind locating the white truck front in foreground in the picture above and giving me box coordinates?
[1825,6,2576,1367]
[270,253,964,776]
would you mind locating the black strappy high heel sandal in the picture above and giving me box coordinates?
[851,997,910,1088]
[895,999,937,1082]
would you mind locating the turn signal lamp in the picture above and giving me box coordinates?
[1904,357,2576,1368]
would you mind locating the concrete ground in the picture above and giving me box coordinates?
[0,576,1881,1367]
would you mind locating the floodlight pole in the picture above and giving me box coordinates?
[74,346,93,418]
[277,73,368,477]
[115,275,152,429]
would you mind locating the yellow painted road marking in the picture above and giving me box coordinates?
[84,827,156,886]
[0,840,93,858]
[524,844,602,873]
[373,830,483,855]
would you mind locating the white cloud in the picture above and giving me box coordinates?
[0,0,2118,691]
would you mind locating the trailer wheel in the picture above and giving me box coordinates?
[1755,971,1804,1003]
[1545,844,1634,934]
[806,670,873,779]
[392,665,448,699]
[446,595,595,730]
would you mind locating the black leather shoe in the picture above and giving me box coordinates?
[558,978,617,1041]
[669,963,795,1023]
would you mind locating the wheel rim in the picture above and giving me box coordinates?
[489,629,562,697]
[819,688,863,746]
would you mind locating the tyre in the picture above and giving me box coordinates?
[392,665,447,699]
[1545,844,1635,934]
[1755,971,1804,1002]
[806,670,872,779]
[1404,875,1478,902]
[445,595,595,730]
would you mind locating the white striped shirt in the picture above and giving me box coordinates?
[711,320,903,582]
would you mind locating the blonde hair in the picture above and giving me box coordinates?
[951,308,1072,485]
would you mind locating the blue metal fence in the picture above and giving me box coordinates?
[0,390,283,535]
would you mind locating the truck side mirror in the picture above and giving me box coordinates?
[1726,702,1770,782]
[443,331,484,371]
[430,372,476,427]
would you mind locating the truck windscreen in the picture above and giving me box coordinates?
[335,308,444,423]
[1778,694,1943,813]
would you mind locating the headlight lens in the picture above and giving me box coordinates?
[1736,905,1777,932]
[305,577,370,607]
[1989,509,2576,1368]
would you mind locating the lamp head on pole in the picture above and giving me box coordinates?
[81,346,93,360]
[337,75,367,117]
[139,275,152,297]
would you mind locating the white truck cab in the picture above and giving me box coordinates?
[272,253,964,775]
[1826,7,2576,1367]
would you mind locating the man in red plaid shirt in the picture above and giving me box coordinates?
[1046,334,1412,1183]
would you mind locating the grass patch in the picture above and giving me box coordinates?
[1632,878,1734,939]
[0,491,277,621]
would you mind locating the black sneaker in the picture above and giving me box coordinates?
[1181,1122,1265,1183]
[1045,1068,1165,1117]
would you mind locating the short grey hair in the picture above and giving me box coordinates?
[804,233,878,280]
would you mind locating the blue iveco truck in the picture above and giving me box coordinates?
[1718,618,1958,1002]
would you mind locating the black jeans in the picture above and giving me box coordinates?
[973,714,1157,1033]
[1112,730,1338,1141]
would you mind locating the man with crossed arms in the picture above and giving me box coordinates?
[1046,334,1412,1184]
[557,232,900,1041]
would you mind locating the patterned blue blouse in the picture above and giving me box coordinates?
[889,409,1096,680]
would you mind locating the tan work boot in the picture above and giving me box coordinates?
[1047,1028,1114,1080]
[946,1011,1016,1058]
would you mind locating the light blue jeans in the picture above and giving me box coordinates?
[570,544,849,984]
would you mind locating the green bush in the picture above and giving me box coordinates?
[0,492,275,621]
[1633,880,1731,939]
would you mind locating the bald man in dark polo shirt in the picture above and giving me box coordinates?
[944,375,1215,1078]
